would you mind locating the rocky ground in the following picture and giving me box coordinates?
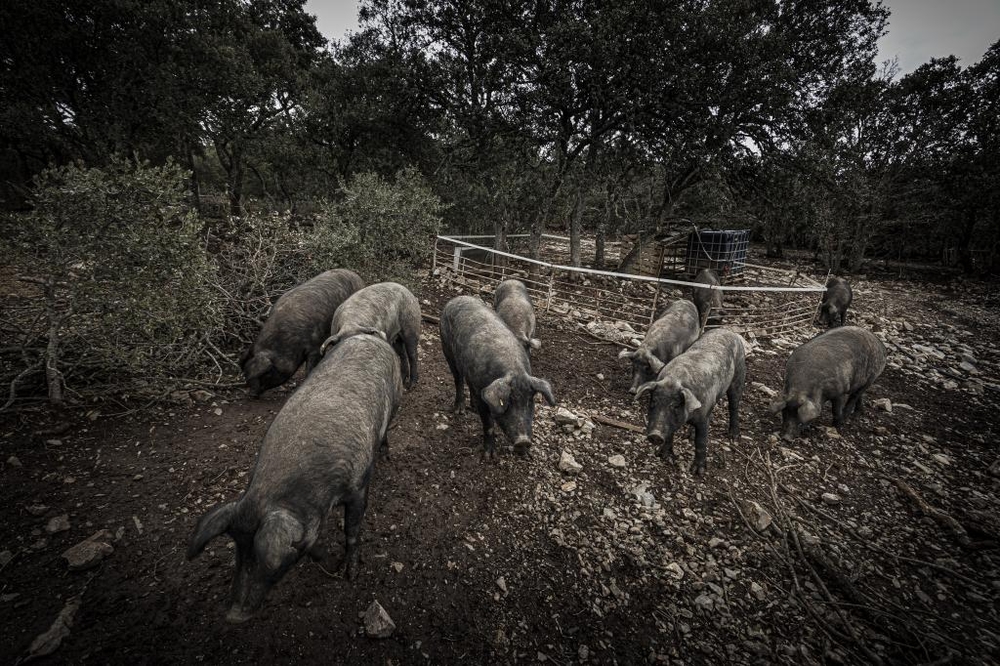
[1,259,998,665]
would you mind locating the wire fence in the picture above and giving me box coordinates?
[432,234,826,340]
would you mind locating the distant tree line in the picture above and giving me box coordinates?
[2,0,998,273]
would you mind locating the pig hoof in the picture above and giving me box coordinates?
[728,429,740,441]
[689,461,706,477]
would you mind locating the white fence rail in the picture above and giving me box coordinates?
[433,234,825,339]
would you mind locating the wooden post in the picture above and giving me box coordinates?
[545,269,555,312]
[431,236,439,274]
[649,281,661,327]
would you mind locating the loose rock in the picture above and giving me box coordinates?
[27,595,81,658]
[61,530,114,570]
[558,451,583,475]
[607,454,627,469]
[45,514,70,534]
[363,600,396,638]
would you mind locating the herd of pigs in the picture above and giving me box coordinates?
[187,267,882,623]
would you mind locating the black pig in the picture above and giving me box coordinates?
[770,325,885,441]
[619,299,700,394]
[691,268,723,331]
[440,296,556,457]
[241,269,364,396]
[817,277,853,328]
[635,328,745,476]
[322,281,421,387]
[493,279,540,352]
[188,334,402,622]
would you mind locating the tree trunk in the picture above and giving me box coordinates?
[228,144,245,217]
[570,184,584,267]
[594,224,606,269]
[957,208,978,273]
[530,172,566,260]
[214,138,245,218]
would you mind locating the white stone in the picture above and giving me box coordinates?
[607,454,627,469]
[61,531,114,570]
[363,600,396,638]
[821,493,841,505]
[558,451,583,475]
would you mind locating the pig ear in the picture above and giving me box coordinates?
[188,501,238,560]
[530,377,556,406]
[481,375,512,413]
[244,352,272,379]
[320,334,340,355]
[798,401,820,423]
[239,345,254,366]
[256,510,305,572]
[646,354,665,375]
[634,381,657,401]
[618,349,635,361]
[680,387,702,412]
[769,398,786,414]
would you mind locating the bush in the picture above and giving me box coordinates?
[1,158,220,403]
[304,167,444,283]
[0,163,444,407]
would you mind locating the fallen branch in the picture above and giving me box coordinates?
[790,527,884,666]
[421,312,439,325]
[590,414,645,434]
[2,359,44,412]
[892,478,972,548]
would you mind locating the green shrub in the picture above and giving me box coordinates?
[1,158,220,402]
[305,167,444,283]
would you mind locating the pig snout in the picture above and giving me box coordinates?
[513,434,531,454]
[647,430,664,445]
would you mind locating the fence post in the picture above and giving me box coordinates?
[431,236,439,274]
[545,268,555,312]
[648,281,661,327]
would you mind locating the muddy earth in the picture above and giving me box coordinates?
[2,262,999,664]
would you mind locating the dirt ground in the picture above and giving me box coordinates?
[1,257,999,665]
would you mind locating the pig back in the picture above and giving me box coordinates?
[493,279,529,308]
[258,269,364,350]
[786,326,885,397]
[662,328,744,405]
[646,299,700,356]
[331,281,418,340]
[246,334,402,506]
[442,296,530,378]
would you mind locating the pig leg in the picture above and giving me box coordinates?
[727,386,741,440]
[689,418,710,477]
[403,331,419,387]
[845,388,867,420]
[304,350,321,376]
[832,395,847,427]
[342,487,370,581]
[392,338,411,389]
[470,388,497,459]
[443,350,465,414]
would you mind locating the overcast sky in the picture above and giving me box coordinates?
[305,0,1000,76]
